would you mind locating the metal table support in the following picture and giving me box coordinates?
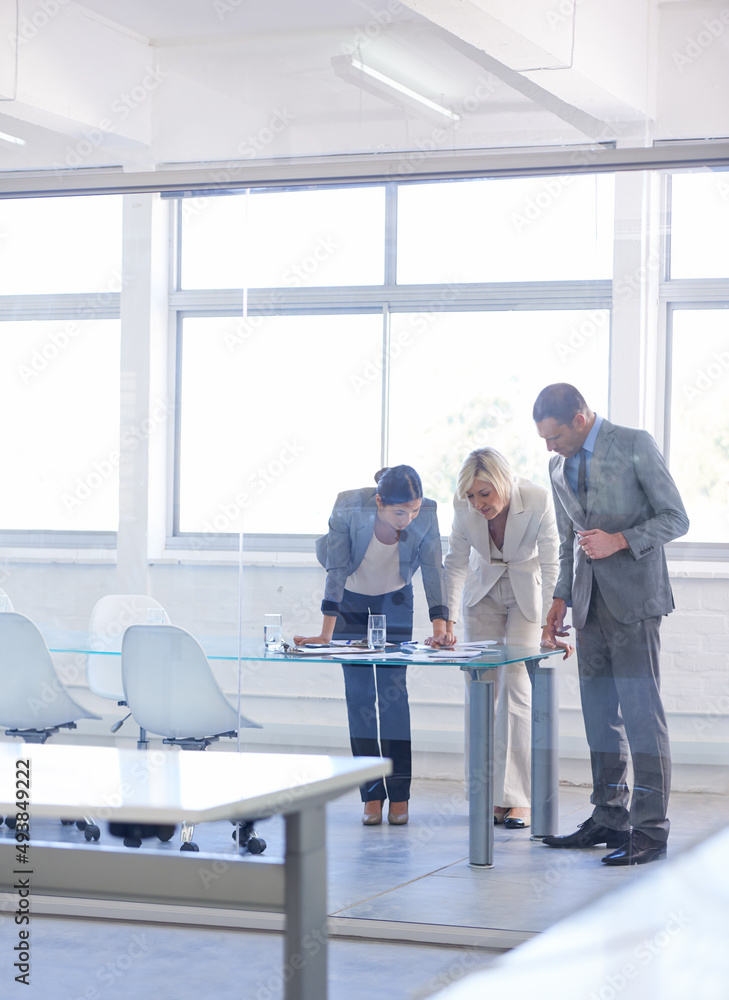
[527,656,560,839]
[464,650,560,867]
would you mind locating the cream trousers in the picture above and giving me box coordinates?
[462,573,540,808]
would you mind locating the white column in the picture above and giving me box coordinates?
[117,193,171,592]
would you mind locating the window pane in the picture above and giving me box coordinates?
[670,172,729,279]
[0,320,120,529]
[178,314,383,533]
[0,196,123,294]
[669,310,729,543]
[388,310,610,509]
[397,175,614,283]
[180,187,386,289]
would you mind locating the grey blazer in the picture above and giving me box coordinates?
[316,488,448,621]
[550,419,689,628]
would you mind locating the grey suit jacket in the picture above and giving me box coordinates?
[549,419,689,628]
[316,487,448,621]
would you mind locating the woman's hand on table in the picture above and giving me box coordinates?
[424,620,457,646]
[293,633,333,646]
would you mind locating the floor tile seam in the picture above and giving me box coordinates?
[328,858,470,915]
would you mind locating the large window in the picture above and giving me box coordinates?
[0,195,123,535]
[174,177,613,537]
[665,171,729,548]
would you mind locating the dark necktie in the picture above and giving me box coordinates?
[577,447,588,510]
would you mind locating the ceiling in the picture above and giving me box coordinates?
[0,0,727,182]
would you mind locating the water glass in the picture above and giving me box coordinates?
[367,614,386,651]
[264,613,283,649]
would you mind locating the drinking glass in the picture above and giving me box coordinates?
[367,614,386,651]
[264,613,283,649]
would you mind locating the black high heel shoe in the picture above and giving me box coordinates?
[503,810,531,830]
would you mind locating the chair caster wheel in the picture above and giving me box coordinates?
[247,837,266,854]
[181,842,199,852]
[60,819,74,826]
[156,826,175,842]
[123,837,142,849]
[76,820,87,831]
[84,825,101,842]
[5,816,17,830]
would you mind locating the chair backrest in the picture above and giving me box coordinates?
[0,612,100,730]
[87,594,170,701]
[0,588,14,612]
[121,624,261,739]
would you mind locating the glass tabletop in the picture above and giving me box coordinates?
[40,626,562,668]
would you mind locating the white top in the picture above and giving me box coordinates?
[0,743,391,823]
[345,532,406,596]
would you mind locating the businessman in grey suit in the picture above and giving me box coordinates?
[533,383,689,865]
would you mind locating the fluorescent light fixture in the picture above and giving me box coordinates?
[0,129,25,145]
[332,54,460,124]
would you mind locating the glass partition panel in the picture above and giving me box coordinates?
[0,196,122,295]
[669,172,729,279]
[668,308,729,543]
[180,186,386,289]
[397,175,615,284]
[176,313,383,535]
[0,319,121,530]
[388,309,610,507]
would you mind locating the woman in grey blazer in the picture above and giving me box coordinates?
[295,465,448,826]
[443,448,572,829]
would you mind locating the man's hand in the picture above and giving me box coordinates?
[577,529,628,560]
[545,598,570,645]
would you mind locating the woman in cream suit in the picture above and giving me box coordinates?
[443,447,572,828]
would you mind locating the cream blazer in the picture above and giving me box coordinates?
[443,478,559,626]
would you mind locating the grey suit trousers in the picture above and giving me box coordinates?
[576,581,671,843]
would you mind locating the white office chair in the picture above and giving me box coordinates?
[0,611,102,841]
[87,594,171,746]
[119,623,265,852]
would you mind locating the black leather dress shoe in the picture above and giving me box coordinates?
[601,830,667,866]
[542,816,627,849]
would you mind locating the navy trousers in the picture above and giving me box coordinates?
[335,586,413,802]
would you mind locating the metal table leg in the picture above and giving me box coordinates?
[468,671,495,868]
[285,803,328,1000]
[528,656,559,838]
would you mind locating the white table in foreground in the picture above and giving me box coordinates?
[0,743,390,1000]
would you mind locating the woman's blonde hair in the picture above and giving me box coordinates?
[455,447,513,508]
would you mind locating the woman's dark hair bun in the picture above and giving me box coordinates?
[375,465,423,505]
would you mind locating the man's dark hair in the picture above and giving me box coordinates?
[532,383,589,425]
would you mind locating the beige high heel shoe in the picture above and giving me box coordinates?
[362,801,383,826]
[387,801,409,826]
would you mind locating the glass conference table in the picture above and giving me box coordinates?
[43,627,564,869]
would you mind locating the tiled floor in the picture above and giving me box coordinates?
[2,778,727,1000]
